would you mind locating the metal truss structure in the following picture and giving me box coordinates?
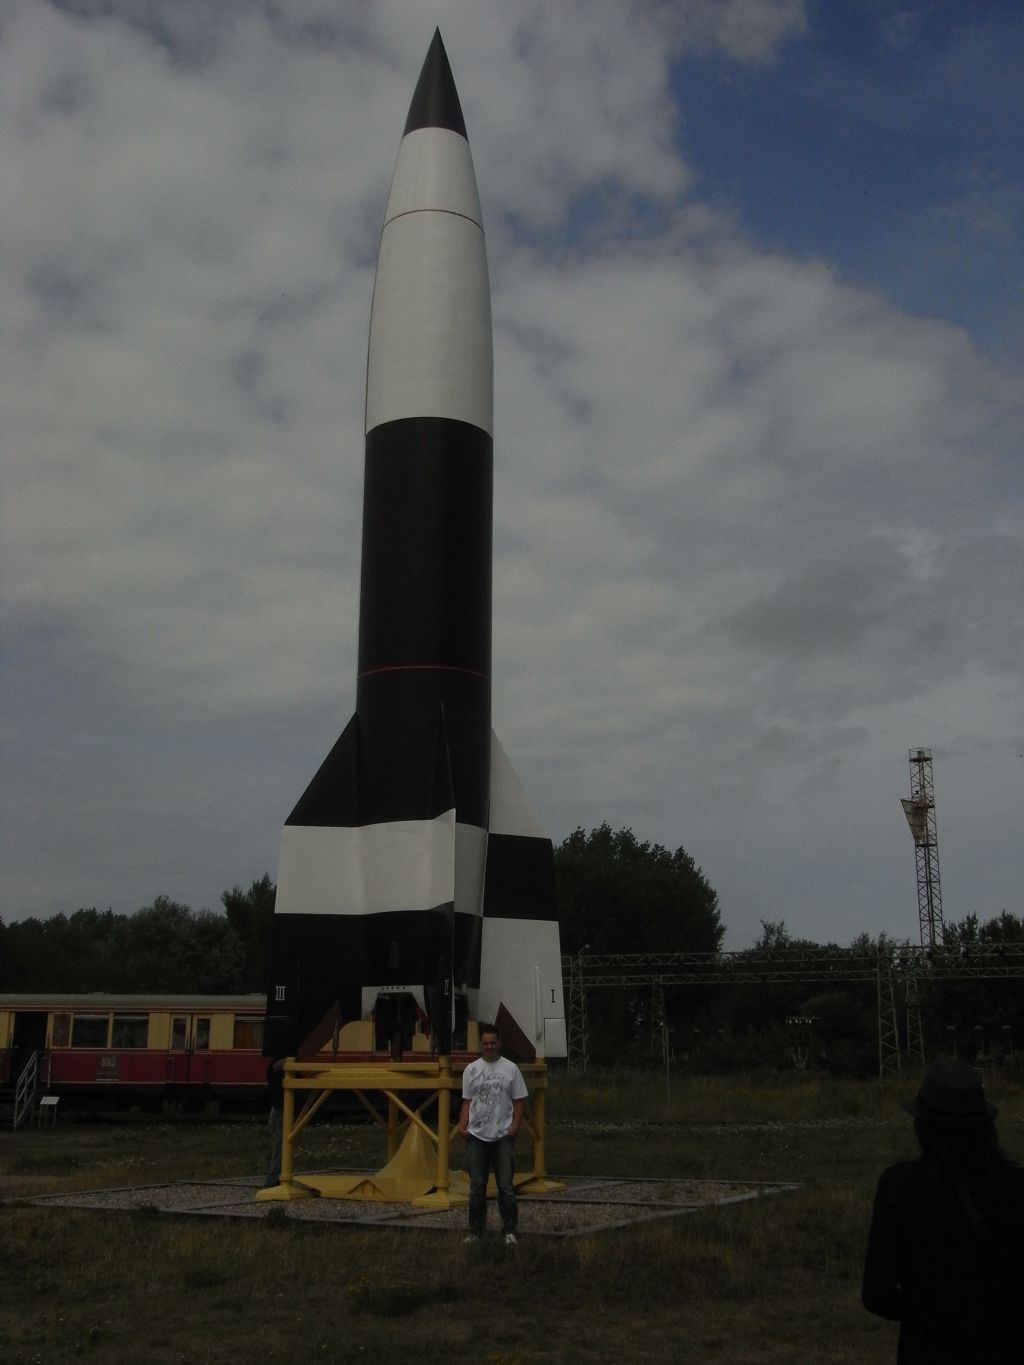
[562,945,1024,1077]
[901,748,944,946]
[257,1057,563,1206]
[566,952,590,1074]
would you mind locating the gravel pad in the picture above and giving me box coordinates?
[22,1175,800,1236]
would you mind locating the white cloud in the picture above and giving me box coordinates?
[1,0,1020,948]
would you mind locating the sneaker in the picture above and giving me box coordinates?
[463,1233,481,1244]
[504,1232,518,1246]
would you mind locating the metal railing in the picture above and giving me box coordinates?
[13,1051,39,1130]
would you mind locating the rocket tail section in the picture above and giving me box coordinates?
[264,713,465,1056]
[478,733,566,1058]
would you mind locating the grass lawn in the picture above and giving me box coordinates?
[2,1070,1020,1364]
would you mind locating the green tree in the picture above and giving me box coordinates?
[115,897,248,993]
[945,910,1024,947]
[222,875,276,987]
[933,912,1024,1063]
[554,825,722,1066]
[2,895,258,993]
[1,909,123,992]
[554,824,723,956]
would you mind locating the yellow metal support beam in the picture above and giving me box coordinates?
[517,1083,564,1194]
[256,1054,563,1205]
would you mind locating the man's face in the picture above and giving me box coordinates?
[480,1032,501,1062]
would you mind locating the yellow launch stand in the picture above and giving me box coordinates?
[256,1057,564,1207]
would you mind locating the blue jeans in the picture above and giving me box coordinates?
[466,1135,517,1234]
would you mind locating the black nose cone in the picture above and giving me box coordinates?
[404,29,467,138]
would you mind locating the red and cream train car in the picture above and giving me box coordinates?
[0,993,269,1115]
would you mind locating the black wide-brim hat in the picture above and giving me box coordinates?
[903,1058,997,1124]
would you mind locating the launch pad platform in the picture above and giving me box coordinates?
[12,1053,802,1234]
[256,1055,562,1207]
[22,1174,801,1237]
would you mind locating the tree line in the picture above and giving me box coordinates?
[0,826,722,994]
[1,826,1019,1077]
[631,912,1024,1081]
[0,877,276,996]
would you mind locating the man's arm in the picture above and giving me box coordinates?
[457,1098,471,1137]
[508,1098,524,1139]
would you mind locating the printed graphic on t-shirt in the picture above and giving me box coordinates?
[465,1058,527,1142]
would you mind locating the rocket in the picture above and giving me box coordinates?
[264,32,565,1061]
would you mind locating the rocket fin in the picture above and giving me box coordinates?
[494,1002,537,1065]
[265,717,364,1055]
[478,733,566,1058]
[265,712,463,1056]
[285,714,362,827]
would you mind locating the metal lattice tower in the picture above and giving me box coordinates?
[649,975,669,1065]
[904,969,926,1067]
[567,950,590,1072]
[877,960,902,1077]
[901,748,945,947]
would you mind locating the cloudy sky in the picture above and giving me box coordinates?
[2,0,1021,949]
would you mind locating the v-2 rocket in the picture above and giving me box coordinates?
[264,31,566,1061]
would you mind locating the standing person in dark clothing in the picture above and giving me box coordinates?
[862,1058,1024,1364]
[264,1057,285,1188]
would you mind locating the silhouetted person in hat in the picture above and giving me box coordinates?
[862,1058,1024,1364]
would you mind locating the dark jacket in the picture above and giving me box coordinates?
[862,1158,1024,1364]
[266,1059,284,1110]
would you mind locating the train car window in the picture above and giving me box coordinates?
[194,1017,211,1050]
[52,1013,71,1047]
[232,1016,264,1049]
[71,1015,110,1048]
[111,1015,149,1048]
[171,1016,187,1050]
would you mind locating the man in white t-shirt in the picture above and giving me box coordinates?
[458,1023,528,1244]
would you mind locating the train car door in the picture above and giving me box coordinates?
[11,1012,48,1080]
[167,1015,211,1084]
[190,1015,211,1084]
[167,1015,188,1083]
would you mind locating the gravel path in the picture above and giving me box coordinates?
[21,1174,800,1236]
